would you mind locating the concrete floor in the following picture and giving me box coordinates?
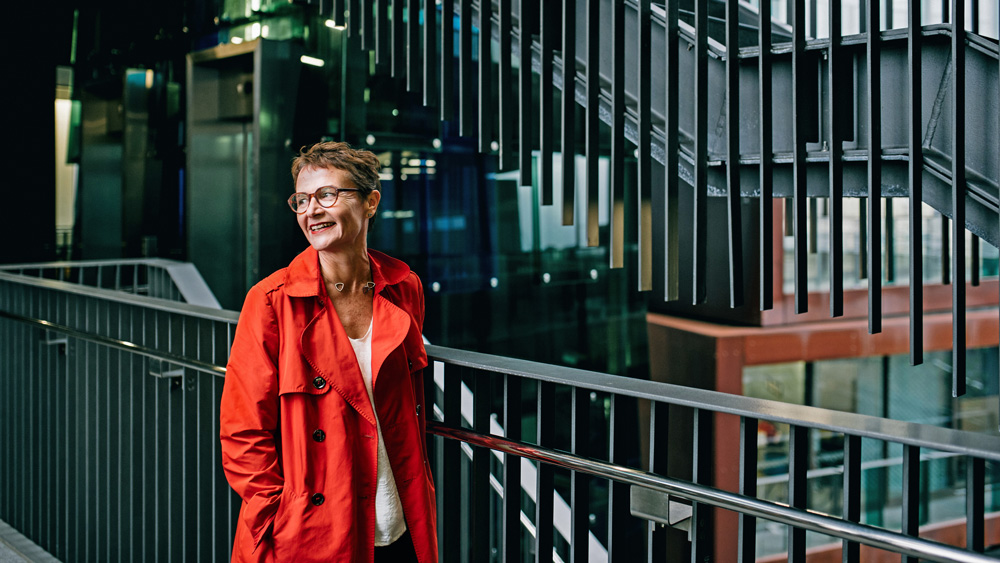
[0,521,59,563]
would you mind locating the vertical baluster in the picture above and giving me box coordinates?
[968,457,985,552]
[441,365,461,563]
[941,215,950,284]
[638,0,652,290]
[725,0,743,306]
[535,381,554,563]
[908,0,923,364]
[608,394,631,560]
[867,0,882,333]
[539,0,554,205]
[585,0,600,247]
[647,401,669,561]
[692,0,709,301]
[377,0,390,68]
[362,1,375,51]
[479,0,493,153]
[348,0,359,36]
[561,0,577,226]
[951,0,966,395]
[440,0,454,121]
[363,0,373,50]
[571,387,591,563]
[472,370,491,562]
[809,193,819,256]
[788,425,808,562]
[902,445,920,563]
[610,0,625,269]
[792,0,808,313]
[886,199,896,282]
[691,408,712,561]
[498,0,513,169]
[829,0,844,317]
[738,417,757,562]
[459,0,474,136]
[971,235,980,285]
[407,0,420,91]
[502,374,522,563]
[332,0,344,27]
[423,0,437,105]
[759,0,772,310]
[665,0,680,300]
[518,0,534,187]
[392,0,405,77]
[842,435,861,562]
[399,0,421,92]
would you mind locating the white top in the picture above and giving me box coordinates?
[348,319,407,546]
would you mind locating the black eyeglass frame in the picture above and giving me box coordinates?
[287,186,362,213]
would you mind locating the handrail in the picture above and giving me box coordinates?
[0,310,227,377]
[0,289,995,462]
[1,275,996,560]
[425,345,1000,461]
[0,271,237,323]
[0,258,223,309]
[426,422,996,563]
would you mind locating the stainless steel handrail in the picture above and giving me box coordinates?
[425,345,1000,461]
[427,421,997,563]
[0,310,227,377]
[0,271,237,323]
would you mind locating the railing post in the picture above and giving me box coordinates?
[788,425,808,562]
[472,369,491,562]
[691,408,712,562]
[502,373,522,563]
[442,364,461,562]
[535,380,554,563]
[646,400,674,562]
[738,417,757,563]
[842,434,862,563]
[902,445,921,563]
[572,387,591,563]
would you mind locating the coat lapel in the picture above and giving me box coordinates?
[286,246,417,428]
[371,295,410,389]
[300,302,377,427]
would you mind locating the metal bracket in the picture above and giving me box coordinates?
[42,330,68,346]
[630,485,694,539]
[148,359,184,381]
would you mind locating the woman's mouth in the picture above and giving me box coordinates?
[310,222,335,232]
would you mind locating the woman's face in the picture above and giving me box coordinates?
[294,165,379,254]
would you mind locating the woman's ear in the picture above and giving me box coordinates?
[367,190,381,215]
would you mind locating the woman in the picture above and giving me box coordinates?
[220,141,437,563]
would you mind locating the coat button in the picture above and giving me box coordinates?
[312,429,326,442]
[408,360,413,369]
[415,404,421,416]
[311,493,325,506]
[316,297,324,307]
[312,376,326,390]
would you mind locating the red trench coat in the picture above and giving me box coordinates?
[220,247,438,563]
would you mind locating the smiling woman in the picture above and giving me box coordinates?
[220,141,437,563]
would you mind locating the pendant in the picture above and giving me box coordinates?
[362,282,375,293]
[334,283,345,292]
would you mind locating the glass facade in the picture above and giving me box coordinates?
[744,349,1000,557]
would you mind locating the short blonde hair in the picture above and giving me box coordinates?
[291,141,381,231]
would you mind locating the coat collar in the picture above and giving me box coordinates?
[282,246,411,297]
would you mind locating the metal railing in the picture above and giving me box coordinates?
[0,258,221,308]
[308,0,999,411]
[2,265,998,562]
[0,269,237,563]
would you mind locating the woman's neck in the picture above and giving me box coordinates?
[318,247,372,291]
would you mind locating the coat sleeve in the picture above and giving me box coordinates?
[220,284,284,550]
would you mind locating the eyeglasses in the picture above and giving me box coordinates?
[287,186,361,213]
